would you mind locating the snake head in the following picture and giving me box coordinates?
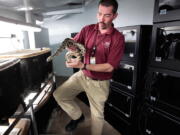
[46,56,52,62]
[65,51,81,62]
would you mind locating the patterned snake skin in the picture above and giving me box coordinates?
[47,38,85,62]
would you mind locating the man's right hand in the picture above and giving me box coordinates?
[66,59,84,69]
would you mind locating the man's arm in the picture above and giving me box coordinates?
[66,60,114,72]
[84,63,114,72]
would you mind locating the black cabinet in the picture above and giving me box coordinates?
[111,25,152,94]
[153,0,180,23]
[149,21,180,72]
[0,59,23,122]
[144,67,180,118]
[111,62,135,93]
[105,25,152,135]
[117,25,152,63]
[137,2,180,135]
[105,105,134,135]
[139,103,180,135]
[107,86,135,121]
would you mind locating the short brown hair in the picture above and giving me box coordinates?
[98,0,118,14]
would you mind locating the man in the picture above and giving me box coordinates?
[53,0,124,133]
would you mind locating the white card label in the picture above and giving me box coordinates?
[90,57,96,64]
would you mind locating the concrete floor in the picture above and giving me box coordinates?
[44,76,122,135]
[45,98,121,135]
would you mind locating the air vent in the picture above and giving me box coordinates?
[67,2,83,6]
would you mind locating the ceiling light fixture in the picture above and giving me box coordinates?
[17,6,34,11]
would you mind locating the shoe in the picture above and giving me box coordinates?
[65,114,85,132]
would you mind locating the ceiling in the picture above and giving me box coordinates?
[0,0,95,21]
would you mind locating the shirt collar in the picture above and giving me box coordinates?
[94,23,115,35]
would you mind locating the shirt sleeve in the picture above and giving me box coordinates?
[73,26,87,45]
[107,34,125,69]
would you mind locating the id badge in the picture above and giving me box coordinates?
[90,57,96,64]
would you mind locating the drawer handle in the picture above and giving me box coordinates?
[145,129,152,135]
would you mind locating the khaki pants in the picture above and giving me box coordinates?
[53,70,109,135]
[53,70,110,120]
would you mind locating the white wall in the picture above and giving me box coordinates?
[34,27,50,48]
[0,9,32,49]
[44,1,98,45]
[43,0,155,77]
[115,0,155,26]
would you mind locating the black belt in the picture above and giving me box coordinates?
[85,75,107,81]
[91,78,107,81]
[91,78,100,81]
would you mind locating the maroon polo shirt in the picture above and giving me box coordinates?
[73,23,124,80]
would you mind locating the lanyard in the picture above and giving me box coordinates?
[91,31,107,57]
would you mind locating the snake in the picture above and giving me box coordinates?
[47,38,85,62]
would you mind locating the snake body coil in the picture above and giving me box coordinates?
[47,38,85,62]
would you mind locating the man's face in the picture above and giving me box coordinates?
[97,4,117,30]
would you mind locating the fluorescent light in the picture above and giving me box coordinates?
[0,16,41,32]
[36,20,44,25]
[43,8,84,16]
[17,24,41,32]
[17,6,34,11]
